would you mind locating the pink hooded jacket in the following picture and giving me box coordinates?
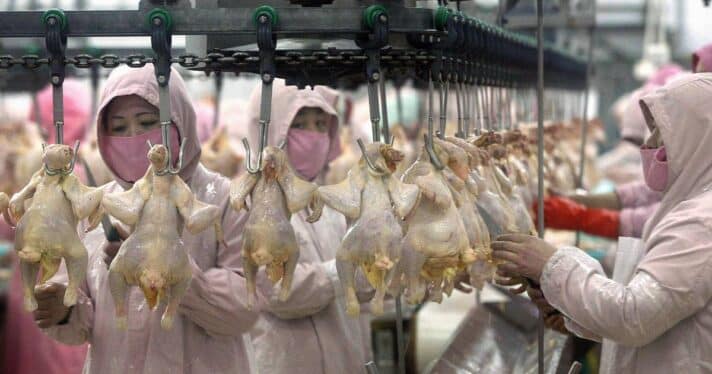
[244,80,370,374]
[42,65,258,374]
[541,73,712,373]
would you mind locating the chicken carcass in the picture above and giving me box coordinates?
[443,137,496,289]
[307,142,419,316]
[399,138,476,305]
[9,144,103,312]
[230,146,316,309]
[201,126,243,178]
[466,138,519,237]
[489,144,537,235]
[102,144,224,330]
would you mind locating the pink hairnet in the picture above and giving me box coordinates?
[29,78,91,145]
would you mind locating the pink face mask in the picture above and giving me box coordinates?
[640,145,668,192]
[286,128,330,181]
[100,126,180,183]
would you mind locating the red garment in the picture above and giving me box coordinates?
[3,261,87,374]
[537,196,620,239]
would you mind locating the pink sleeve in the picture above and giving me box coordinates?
[179,208,259,336]
[618,203,659,238]
[541,246,706,347]
[615,181,662,208]
[256,260,337,320]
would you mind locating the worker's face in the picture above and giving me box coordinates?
[105,95,161,137]
[290,107,330,133]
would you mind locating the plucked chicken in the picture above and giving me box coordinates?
[443,137,497,289]
[399,138,476,305]
[307,142,419,316]
[9,144,103,312]
[102,144,224,330]
[229,146,316,309]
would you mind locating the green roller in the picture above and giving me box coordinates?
[434,6,450,30]
[147,8,172,31]
[363,5,387,29]
[253,5,278,27]
[42,8,67,30]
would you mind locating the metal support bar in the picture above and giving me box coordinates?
[395,295,406,374]
[577,24,596,188]
[213,72,223,129]
[536,1,545,374]
[379,73,391,144]
[0,8,435,37]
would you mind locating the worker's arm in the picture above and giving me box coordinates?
[542,218,712,348]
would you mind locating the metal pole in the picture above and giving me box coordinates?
[577,19,596,189]
[395,295,406,374]
[213,72,223,129]
[536,1,546,374]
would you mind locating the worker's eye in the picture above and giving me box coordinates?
[291,122,304,129]
[316,121,328,132]
[110,124,127,134]
[140,120,158,128]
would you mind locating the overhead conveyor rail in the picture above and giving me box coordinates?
[0,5,587,89]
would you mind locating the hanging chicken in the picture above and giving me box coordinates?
[201,126,243,178]
[229,145,316,310]
[307,141,419,316]
[102,143,225,330]
[467,136,519,237]
[399,138,476,305]
[488,143,537,235]
[8,143,103,312]
[443,137,496,289]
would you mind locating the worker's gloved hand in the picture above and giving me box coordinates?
[491,234,558,283]
[33,283,70,328]
[536,196,620,239]
[544,313,569,334]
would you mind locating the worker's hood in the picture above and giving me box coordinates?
[640,73,712,239]
[245,79,341,171]
[95,65,201,189]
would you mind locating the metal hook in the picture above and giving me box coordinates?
[437,77,448,139]
[426,73,445,170]
[357,138,381,173]
[455,80,464,138]
[379,71,393,145]
[462,82,470,138]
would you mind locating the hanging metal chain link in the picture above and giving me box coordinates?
[0,49,435,71]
